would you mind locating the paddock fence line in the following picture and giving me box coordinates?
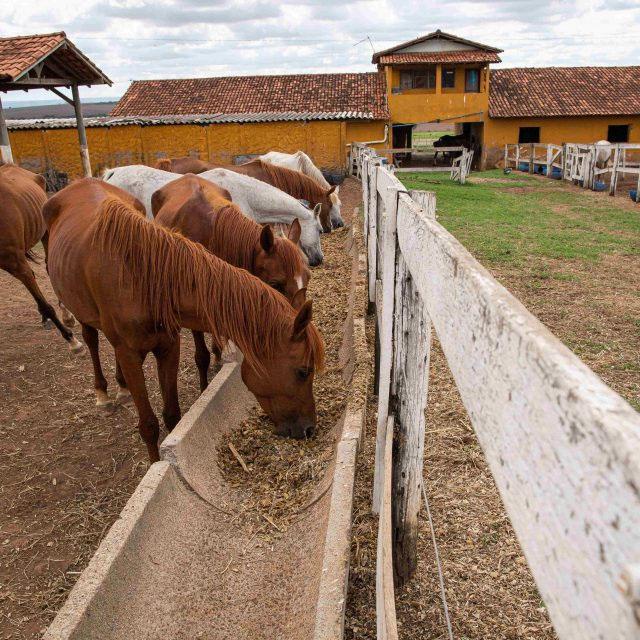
[351,141,640,640]
[504,142,640,201]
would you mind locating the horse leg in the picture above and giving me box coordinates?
[114,345,160,462]
[154,339,181,433]
[192,330,210,393]
[114,359,133,405]
[59,301,76,328]
[9,258,83,353]
[81,323,113,410]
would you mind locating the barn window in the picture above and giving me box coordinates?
[465,68,480,92]
[518,127,540,143]
[442,68,456,89]
[400,68,436,90]
[607,125,629,143]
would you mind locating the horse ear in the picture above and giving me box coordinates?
[288,218,301,244]
[292,300,313,340]
[150,188,165,218]
[260,224,275,253]
[291,287,307,311]
[326,185,336,196]
[313,203,322,218]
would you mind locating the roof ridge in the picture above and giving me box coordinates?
[0,31,66,42]
[128,71,381,84]
[494,65,640,71]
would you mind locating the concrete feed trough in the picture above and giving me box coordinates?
[44,229,368,640]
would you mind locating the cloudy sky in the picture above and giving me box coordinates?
[3,0,640,103]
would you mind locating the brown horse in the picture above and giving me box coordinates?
[152,173,310,391]
[0,164,82,351]
[155,156,216,174]
[230,159,336,233]
[44,178,324,461]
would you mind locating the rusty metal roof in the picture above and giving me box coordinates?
[6,110,384,131]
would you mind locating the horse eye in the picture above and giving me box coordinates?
[296,367,311,381]
[269,282,285,294]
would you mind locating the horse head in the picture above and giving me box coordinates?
[317,186,336,233]
[253,221,310,302]
[240,299,322,439]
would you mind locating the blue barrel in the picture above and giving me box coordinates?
[631,189,638,202]
[518,162,529,172]
[593,181,606,192]
[551,167,562,179]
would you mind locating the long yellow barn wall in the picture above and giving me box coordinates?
[483,115,640,166]
[384,63,489,124]
[8,119,381,178]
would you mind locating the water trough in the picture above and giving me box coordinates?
[44,227,369,640]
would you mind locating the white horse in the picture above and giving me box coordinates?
[259,151,344,228]
[594,140,613,169]
[102,165,324,266]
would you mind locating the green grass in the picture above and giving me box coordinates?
[398,170,640,265]
[412,131,451,149]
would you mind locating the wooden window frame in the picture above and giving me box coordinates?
[400,67,436,90]
[441,67,456,89]
[465,68,480,93]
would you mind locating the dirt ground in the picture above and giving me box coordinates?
[0,178,363,639]
[0,256,202,639]
[345,177,639,638]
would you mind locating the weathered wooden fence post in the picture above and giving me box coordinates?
[390,189,434,586]
[529,143,534,174]
[372,171,402,514]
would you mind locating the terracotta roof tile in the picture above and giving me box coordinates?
[490,67,640,118]
[0,32,66,81]
[0,32,111,85]
[378,51,501,65]
[111,72,389,120]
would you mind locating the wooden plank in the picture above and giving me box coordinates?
[0,94,14,163]
[366,159,381,304]
[395,199,640,640]
[391,244,431,587]
[376,416,398,640]
[377,146,464,154]
[372,167,403,513]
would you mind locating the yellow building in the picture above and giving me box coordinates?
[6,29,640,176]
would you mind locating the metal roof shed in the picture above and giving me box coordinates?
[0,32,112,176]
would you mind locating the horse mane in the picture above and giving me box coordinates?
[296,152,329,187]
[92,197,323,373]
[156,158,172,171]
[188,186,306,279]
[256,159,326,203]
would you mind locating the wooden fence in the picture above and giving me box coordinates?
[504,142,640,201]
[352,142,640,639]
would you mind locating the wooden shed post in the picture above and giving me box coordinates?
[0,94,14,164]
[391,189,433,586]
[71,84,92,177]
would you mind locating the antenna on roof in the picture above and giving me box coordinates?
[353,35,376,53]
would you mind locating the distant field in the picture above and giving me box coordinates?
[412,131,447,148]
[399,169,640,409]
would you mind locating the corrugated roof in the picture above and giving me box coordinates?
[377,51,501,65]
[490,66,640,118]
[0,32,111,85]
[111,72,389,120]
[6,110,383,131]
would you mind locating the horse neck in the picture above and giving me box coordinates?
[205,199,259,273]
[176,257,293,368]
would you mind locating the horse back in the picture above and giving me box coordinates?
[0,164,48,252]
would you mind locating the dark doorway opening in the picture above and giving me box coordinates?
[608,125,629,143]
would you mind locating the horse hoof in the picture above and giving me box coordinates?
[68,337,84,354]
[97,399,116,413]
[115,388,134,406]
[42,319,54,330]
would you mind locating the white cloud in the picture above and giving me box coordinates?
[1,0,639,103]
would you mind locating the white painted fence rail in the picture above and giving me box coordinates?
[352,142,640,640]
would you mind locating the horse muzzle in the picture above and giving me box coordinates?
[274,416,316,440]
